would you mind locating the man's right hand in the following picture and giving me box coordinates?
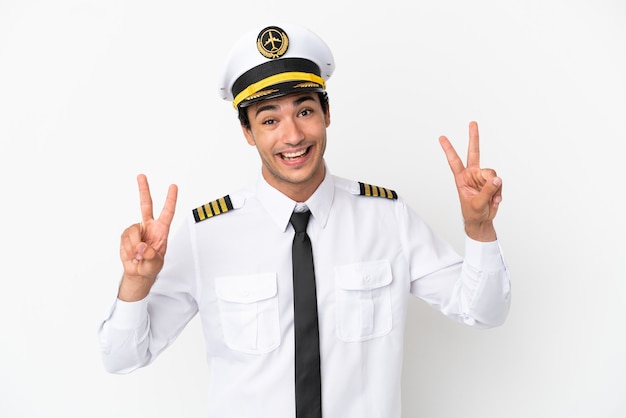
[118,174,178,302]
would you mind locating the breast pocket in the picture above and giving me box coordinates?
[334,260,393,342]
[215,273,280,354]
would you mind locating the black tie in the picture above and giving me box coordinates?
[290,210,322,418]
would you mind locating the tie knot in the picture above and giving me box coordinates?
[290,210,311,233]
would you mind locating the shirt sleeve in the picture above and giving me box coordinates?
[403,199,511,328]
[98,217,199,373]
[98,298,151,374]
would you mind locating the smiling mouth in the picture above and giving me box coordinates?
[280,146,310,160]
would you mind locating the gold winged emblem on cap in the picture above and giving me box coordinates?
[257,26,289,59]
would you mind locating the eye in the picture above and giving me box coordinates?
[262,118,276,125]
[299,108,312,117]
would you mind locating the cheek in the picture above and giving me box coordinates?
[253,137,276,158]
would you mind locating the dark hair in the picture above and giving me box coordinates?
[238,92,329,130]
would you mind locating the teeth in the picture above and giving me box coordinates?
[281,148,307,159]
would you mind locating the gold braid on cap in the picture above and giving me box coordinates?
[232,72,326,108]
[294,82,321,89]
[243,89,279,103]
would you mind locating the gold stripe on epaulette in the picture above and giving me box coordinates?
[358,182,398,200]
[192,195,234,223]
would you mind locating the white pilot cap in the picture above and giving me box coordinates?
[218,23,335,109]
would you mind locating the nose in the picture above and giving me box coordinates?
[281,116,305,145]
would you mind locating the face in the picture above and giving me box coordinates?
[241,92,331,202]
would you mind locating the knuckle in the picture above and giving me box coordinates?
[482,168,497,177]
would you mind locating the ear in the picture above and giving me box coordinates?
[241,124,256,146]
[325,104,331,128]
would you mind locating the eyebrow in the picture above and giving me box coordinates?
[253,94,316,117]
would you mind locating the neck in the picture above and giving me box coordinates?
[262,165,325,203]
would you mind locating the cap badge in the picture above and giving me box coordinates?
[257,26,289,59]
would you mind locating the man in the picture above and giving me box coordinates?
[99,23,510,417]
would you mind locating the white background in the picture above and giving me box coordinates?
[1,0,625,417]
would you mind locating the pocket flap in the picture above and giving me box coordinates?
[215,273,277,303]
[335,260,392,290]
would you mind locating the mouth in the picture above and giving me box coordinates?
[279,146,311,161]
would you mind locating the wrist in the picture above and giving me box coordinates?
[117,274,153,302]
[464,220,497,242]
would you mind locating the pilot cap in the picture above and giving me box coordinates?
[218,23,335,109]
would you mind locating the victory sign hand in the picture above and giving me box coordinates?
[439,121,502,242]
[118,174,178,301]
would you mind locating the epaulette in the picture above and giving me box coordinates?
[192,195,234,223]
[358,182,398,200]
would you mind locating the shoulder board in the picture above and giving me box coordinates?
[192,195,234,223]
[358,182,398,200]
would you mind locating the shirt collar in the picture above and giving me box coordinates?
[256,166,335,232]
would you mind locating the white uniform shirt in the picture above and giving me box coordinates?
[99,169,511,418]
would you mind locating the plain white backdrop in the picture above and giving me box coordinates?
[1,0,625,417]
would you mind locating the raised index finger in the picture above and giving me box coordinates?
[466,121,481,169]
[439,135,465,175]
[137,173,154,222]
[156,183,178,227]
